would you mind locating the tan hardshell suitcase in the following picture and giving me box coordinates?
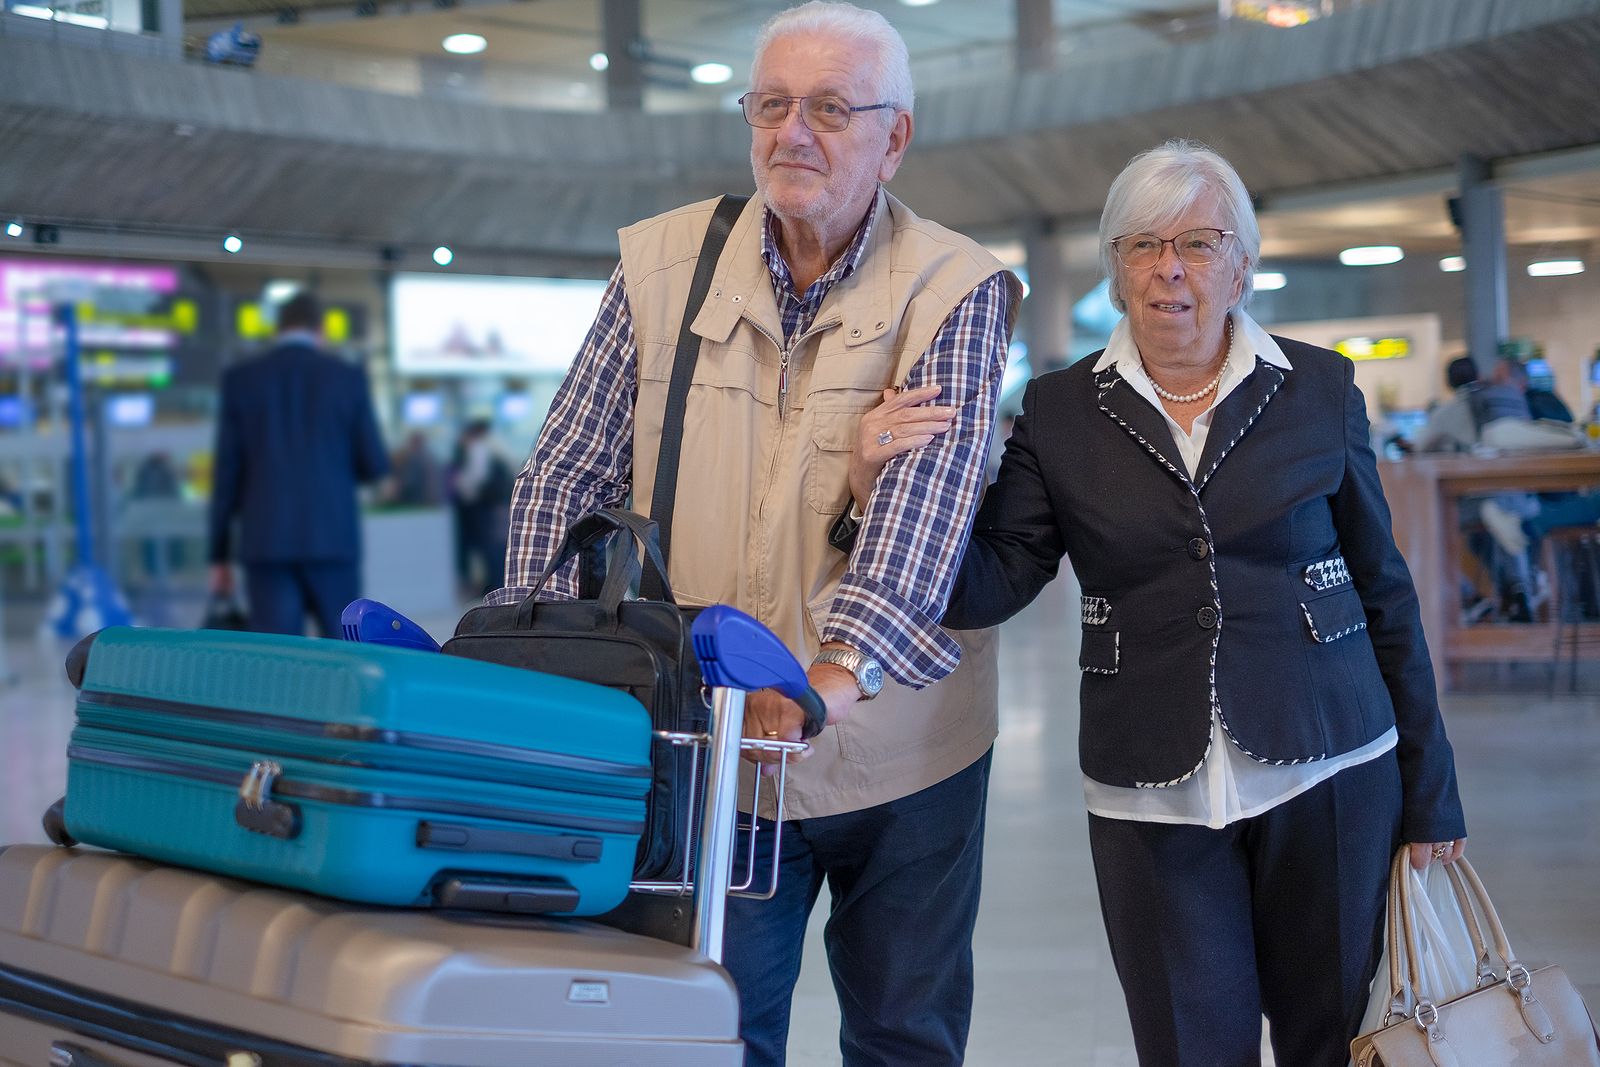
[0,843,740,1067]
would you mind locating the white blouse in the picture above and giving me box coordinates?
[1080,310,1396,829]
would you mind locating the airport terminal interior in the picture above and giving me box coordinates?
[2,0,1600,1063]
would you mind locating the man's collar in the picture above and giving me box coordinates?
[1092,310,1292,372]
[760,187,880,293]
[275,329,320,347]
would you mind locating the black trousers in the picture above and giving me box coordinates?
[1088,749,1403,1067]
[721,751,992,1067]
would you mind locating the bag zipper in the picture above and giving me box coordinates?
[67,743,646,837]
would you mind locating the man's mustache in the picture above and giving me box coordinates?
[767,151,826,170]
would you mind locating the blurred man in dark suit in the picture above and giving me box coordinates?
[208,291,390,635]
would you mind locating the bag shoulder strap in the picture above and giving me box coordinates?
[643,193,749,600]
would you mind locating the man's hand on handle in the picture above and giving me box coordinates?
[741,650,862,776]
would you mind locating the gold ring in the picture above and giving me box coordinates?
[765,730,779,738]
[1432,844,1448,859]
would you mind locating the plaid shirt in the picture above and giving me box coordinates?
[492,196,1011,688]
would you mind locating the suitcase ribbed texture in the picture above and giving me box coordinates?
[0,846,741,1067]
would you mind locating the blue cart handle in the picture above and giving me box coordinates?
[691,606,828,740]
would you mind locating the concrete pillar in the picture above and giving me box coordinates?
[1457,154,1508,375]
[1015,0,1055,73]
[601,0,644,112]
[138,0,183,59]
[1022,219,1070,375]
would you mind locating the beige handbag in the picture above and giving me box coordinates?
[1351,849,1600,1067]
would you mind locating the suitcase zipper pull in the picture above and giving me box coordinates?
[234,760,301,840]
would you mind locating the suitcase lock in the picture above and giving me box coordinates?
[234,760,302,840]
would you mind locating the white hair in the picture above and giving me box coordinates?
[750,1,914,118]
[1098,139,1261,312]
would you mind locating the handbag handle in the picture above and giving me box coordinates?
[518,509,675,627]
[1389,851,1557,1044]
[1441,857,1498,986]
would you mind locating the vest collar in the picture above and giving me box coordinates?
[692,187,897,351]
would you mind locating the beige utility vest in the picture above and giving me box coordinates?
[619,189,1021,820]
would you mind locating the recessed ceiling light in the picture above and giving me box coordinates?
[1255,271,1287,291]
[1338,245,1403,266]
[899,0,940,6]
[433,246,454,267]
[11,4,52,17]
[690,62,733,85]
[222,234,243,254]
[442,33,486,55]
[1527,259,1584,277]
[1439,256,1466,272]
[589,52,609,71]
[4,221,22,239]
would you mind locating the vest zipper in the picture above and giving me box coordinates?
[742,311,840,420]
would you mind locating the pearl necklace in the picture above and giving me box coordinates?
[1143,319,1234,404]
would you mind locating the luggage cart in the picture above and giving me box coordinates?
[0,605,812,1066]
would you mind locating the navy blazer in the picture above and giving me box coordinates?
[208,341,390,566]
[944,337,1466,845]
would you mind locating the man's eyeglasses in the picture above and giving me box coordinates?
[1110,228,1236,268]
[739,92,893,134]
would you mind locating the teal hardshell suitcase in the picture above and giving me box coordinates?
[56,627,652,915]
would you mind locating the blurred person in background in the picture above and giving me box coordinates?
[449,420,511,597]
[385,430,445,507]
[1511,358,1575,423]
[1416,355,1482,454]
[208,290,390,636]
[850,139,1466,1067]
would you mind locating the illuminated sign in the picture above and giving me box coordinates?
[1335,336,1412,362]
[236,301,357,344]
[0,258,185,360]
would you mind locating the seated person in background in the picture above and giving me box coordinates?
[1475,357,1580,451]
[1417,356,1482,453]
[1512,358,1575,423]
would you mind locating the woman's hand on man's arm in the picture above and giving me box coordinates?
[848,385,957,510]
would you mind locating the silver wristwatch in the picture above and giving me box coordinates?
[813,648,885,700]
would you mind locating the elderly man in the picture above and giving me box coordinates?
[489,3,1018,1062]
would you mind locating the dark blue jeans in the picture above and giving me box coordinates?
[721,750,992,1067]
[245,560,359,637]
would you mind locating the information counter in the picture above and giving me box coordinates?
[1378,451,1600,692]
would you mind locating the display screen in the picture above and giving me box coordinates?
[497,392,533,422]
[402,392,444,426]
[0,258,182,360]
[104,392,155,427]
[1334,336,1411,362]
[1523,358,1555,391]
[390,273,607,376]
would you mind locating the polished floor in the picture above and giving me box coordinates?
[1,575,1596,1066]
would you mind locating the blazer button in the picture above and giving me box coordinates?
[1188,538,1210,560]
[1196,606,1218,629]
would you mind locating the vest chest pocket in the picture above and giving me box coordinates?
[806,408,865,515]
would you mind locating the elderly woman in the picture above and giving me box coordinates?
[848,140,1467,1066]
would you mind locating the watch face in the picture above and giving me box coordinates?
[860,659,884,696]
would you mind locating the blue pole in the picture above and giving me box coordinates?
[60,302,98,570]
